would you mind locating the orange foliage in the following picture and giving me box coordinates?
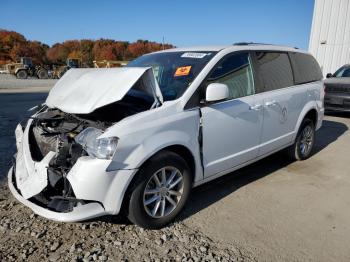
[0,29,174,66]
[0,29,48,65]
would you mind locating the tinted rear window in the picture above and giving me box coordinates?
[256,52,294,91]
[290,53,323,84]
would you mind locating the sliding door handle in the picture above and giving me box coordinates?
[265,100,277,107]
[249,104,263,110]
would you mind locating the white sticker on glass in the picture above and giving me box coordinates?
[181,52,210,59]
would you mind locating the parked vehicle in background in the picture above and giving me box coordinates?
[9,44,324,229]
[0,67,9,74]
[93,60,128,68]
[52,58,82,79]
[324,64,350,112]
[6,57,48,79]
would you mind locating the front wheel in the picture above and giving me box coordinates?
[126,151,192,229]
[16,70,28,79]
[287,118,315,160]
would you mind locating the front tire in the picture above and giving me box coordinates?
[287,118,315,160]
[127,151,192,229]
[16,70,28,79]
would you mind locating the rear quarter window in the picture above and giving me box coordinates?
[256,52,294,91]
[290,53,323,84]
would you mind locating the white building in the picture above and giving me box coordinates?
[309,0,350,76]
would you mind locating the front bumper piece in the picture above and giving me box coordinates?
[8,121,136,222]
[8,167,106,222]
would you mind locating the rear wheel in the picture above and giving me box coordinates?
[287,118,315,160]
[37,69,48,79]
[16,70,28,79]
[127,151,192,229]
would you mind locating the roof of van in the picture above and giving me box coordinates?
[154,43,309,54]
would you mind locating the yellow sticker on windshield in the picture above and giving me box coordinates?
[174,66,191,77]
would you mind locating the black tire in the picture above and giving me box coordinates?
[37,69,48,79]
[16,70,28,79]
[286,118,315,160]
[126,151,192,229]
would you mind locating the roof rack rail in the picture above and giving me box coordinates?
[233,42,300,50]
[233,42,272,46]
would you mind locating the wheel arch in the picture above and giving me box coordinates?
[154,144,196,182]
[118,143,197,216]
[15,68,27,75]
[131,144,196,187]
[293,103,318,141]
[304,109,318,126]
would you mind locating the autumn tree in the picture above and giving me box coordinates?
[0,29,49,65]
[0,29,27,64]
[0,29,174,66]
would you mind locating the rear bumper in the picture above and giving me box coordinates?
[324,93,350,112]
[316,107,324,130]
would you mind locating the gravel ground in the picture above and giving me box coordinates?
[0,185,253,262]
[0,74,57,89]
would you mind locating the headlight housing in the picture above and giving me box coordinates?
[75,127,118,159]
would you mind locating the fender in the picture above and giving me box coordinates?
[107,129,202,180]
[292,100,318,141]
[105,130,203,215]
[100,108,203,214]
[15,67,26,75]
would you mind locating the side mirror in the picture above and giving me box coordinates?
[205,83,229,103]
[326,73,333,78]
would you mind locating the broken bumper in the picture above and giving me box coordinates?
[8,121,137,222]
[8,167,106,222]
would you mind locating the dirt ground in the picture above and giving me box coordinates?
[1,75,350,261]
[0,74,56,90]
[182,114,350,261]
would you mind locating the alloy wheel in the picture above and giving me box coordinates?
[143,166,184,218]
[299,125,314,156]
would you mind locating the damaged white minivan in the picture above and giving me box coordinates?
[9,44,324,228]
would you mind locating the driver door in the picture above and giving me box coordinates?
[200,52,264,177]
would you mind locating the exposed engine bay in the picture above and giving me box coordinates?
[27,93,152,212]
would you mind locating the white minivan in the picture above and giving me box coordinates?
[9,44,324,228]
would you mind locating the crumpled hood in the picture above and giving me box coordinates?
[46,67,163,114]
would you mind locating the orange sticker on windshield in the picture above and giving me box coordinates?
[174,66,191,76]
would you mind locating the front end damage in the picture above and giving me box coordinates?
[8,108,137,222]
[8,68,161,222]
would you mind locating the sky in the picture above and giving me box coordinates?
[0,0,315,50]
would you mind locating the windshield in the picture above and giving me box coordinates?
[127,51,217,101]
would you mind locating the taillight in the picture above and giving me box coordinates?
[321,84,326,98]
[321,84,326,108]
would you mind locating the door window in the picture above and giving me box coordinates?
[256,52,294,91]
[207,52,255,100]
